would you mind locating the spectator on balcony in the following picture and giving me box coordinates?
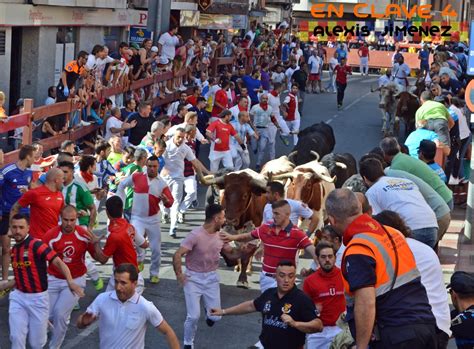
[57,50,88,103]
[158,25,182,94]
[170,104,189,126]
[127,101,155,146]
[110,41,129,60]
[167,92,188,118]
[121,98,136,121]
[104,107,137,142]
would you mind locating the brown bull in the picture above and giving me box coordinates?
[272,160,335,232]
[199,170,267,288]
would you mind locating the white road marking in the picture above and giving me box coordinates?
[62,322,99,349]
[343,91,373,111]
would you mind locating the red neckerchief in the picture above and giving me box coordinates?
[260,102,268,111]
[80,171,94,184]
[270,90,279,97]
[343,214,386,246]
[238,104,247,112]
[289,93,296,99]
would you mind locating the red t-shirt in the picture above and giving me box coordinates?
[103,218,138,268]
[303,267,346,326]
[250,223,311,274]
[18,185,64,239]
[186,95,198,107]
[334,65,352,85]
[206,120,236,152]
[211,89,229,117]
[358,46,369,57]
[43,225,95,279]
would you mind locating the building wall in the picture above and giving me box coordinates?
[20,27,56,106]
[77,27,106,52]
[0,27,12,111]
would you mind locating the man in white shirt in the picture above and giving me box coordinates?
[360,158,439,248]
[230,111,258,170]
[285,59,299,91]
[167,92,188,118]
[250,94,276,171]
[166,111,208,144]
[392,54,411,91]
[77,263,179,349]
[267,83,291,146]
[161,128,210,238]
[158,25,181,61]
[325,51,338,93]
[263,182,319,235]
[229,96,250,121]
[271,64,286,85]
[307,51,323,94]
[117,156,174,283]
[372,211,452,348]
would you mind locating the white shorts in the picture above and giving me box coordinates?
[307,325,343,349]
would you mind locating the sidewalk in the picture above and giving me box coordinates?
[439,206,474,284]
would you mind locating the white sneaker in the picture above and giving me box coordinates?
[179,85,187,91]
[449,176,460,186]
[80,121,91,126]
[177,212,185,224]
[165,88,173,94]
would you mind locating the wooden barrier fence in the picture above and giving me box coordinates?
[1,57,234,164]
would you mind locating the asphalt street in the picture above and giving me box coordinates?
[0,73,399,348]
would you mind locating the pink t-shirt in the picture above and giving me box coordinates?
[181,226,227,273]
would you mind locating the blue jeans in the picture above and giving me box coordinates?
[411,227,438,249]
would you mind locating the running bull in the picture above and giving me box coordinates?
[198,169,267,288]
[288,122,336,166]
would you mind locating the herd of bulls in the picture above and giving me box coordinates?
[197,122,357,288]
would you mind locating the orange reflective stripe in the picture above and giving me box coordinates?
[342,226,419,299]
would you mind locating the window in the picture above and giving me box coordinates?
[0,30,5,56]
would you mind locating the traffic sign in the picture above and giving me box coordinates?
[468,20,474,75]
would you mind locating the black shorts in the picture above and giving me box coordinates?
[0,214,10,236]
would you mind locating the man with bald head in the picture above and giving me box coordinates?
[43,205,96,348]
[326,189,436,349]
[221,200,316,292]
[11,168,65,239]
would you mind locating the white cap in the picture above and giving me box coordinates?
[151,46,159,53]
[159,56,169,65]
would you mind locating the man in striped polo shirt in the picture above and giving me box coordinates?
[0,214,83,349]
[117,155,174,284]
[221,200,317,292]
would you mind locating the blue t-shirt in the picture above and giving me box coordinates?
[241,75,262,104]
[419,50,429,64]
[282,44,290,62]
[0,164,32,214]
[158,156,165,173]
[336,48,347,63]
[404,129,439,158]
[428,162,447,183]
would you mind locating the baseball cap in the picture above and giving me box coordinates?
[447,271,474,294]
[151,46,159,53]
[130,43,140,50]
[418,139,437,157]
[158,56,169,65]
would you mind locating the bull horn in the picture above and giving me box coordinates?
[310,151,320,161]
[196,171,225,186]
[250,178,268,191]
[335,162,347,169]
[312,172,336,183]
[271,172,296,181]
